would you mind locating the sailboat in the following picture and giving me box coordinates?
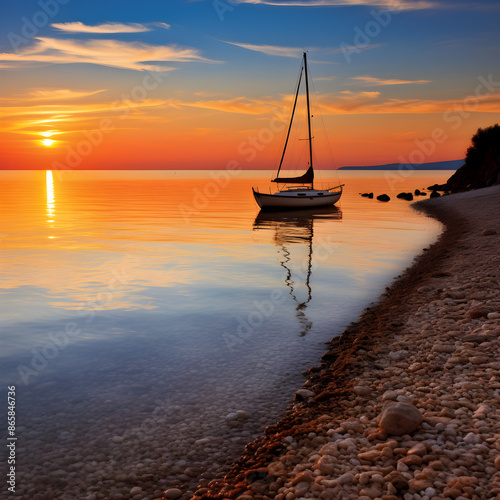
[253,52,344,210]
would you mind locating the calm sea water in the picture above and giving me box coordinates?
[0,169,447,498]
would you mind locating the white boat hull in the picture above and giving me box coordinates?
[253,187,342,210]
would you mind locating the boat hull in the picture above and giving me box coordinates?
[253,187,342,210]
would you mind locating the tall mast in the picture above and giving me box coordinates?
[303,51,314,187]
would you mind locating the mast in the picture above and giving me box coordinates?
[303,51,314,188]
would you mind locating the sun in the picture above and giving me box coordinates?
[41,139,56,147]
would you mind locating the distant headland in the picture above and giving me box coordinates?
[339,159,463,171]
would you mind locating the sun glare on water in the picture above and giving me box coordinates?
[42,139,56,147]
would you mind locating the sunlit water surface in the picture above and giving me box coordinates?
[0,170,448,499]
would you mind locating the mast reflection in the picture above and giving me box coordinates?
[253,206,342,336]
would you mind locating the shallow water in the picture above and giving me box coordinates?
[0,169,447,499]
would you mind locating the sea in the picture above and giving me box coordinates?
[0,169,448,499]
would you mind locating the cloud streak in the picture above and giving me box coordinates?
[50,21,171,33]
[220,40,381,58]
[0,98,167,138]
[0,99,166,120]
[167,96,277,115]
[352,75,431,85]
[0,89,108,102]
[0,38,217,72]
[166,90,500,116]
[320,90,500,114]
[220,41,304,58]
[232,0,436,11]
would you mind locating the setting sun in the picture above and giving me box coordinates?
[41,139,56,147]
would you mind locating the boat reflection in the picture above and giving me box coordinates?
[253,206,342,336]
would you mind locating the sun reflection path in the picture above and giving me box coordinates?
[46,170,55,230]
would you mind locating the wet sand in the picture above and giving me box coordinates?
[184,185,500,500]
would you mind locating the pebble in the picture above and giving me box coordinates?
[163,488,182,499]
[336,472,354,485]
[379,401,422,436]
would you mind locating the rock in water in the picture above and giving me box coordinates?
[379,401,422,436]
[397,192,413,200]
[377,194,390,202]
[430,190,441,198]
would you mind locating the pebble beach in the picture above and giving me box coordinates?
[187,185,500,500]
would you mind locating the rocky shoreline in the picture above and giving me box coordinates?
[178,185,500,500]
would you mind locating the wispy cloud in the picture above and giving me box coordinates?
[0,38,217,72]
[167,96,277,115]
[0,89,108,102]
[166,90,500,116]
[150,22,171,30]
[232,0,436,10]
[0,98,167,137]
[50,21,171,33]
[220,40,304,58]
[0,100,166,120]
[220,40,381,59]
[319,90,500,114]
[352,75,431,85]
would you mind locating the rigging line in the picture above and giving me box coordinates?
[309,71,341,185]
[275,63,304,179]
[273,66,304,179]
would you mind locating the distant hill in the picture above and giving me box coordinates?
[339,159,463,171]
